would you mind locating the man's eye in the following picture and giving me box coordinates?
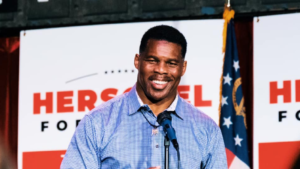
[168,62,177,66]
[147,60,156,63]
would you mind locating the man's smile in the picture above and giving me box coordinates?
[150,80,170,90]
[152,80,168,85]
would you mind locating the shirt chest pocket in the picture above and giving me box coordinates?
[100,132,151,168]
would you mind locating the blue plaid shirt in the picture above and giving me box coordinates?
[61,85,227,169]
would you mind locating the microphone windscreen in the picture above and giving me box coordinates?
[157,112,172,124]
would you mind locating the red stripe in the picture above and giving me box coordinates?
[23,150,66,169]
[226,148,235,167]
[259,141,300,169]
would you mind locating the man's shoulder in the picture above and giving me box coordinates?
[87,92,130,118]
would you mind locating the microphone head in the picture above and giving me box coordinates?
[157,111,179,150]
[157,111,172,125]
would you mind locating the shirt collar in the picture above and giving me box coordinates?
[127,84,183,120]
[135,90,178,112]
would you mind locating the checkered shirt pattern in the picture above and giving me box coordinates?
[61,85,227,169]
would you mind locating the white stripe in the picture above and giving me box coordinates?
[229,156,250,169]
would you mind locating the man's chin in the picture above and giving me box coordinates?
[146,91,169,102]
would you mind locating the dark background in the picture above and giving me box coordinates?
[0,0,299,30]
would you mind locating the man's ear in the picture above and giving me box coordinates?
[181,60,187,76]
[134,54,140,69]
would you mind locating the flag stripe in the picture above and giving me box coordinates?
[226,148,235,167]
[230,156,250,169]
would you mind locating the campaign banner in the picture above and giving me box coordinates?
[254,13,300,169]
[19,20,224,168]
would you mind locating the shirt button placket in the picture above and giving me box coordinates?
[151,127,161,167]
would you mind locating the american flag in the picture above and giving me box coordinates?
[219,19,251,169]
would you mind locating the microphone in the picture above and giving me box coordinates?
[157,111,179,150]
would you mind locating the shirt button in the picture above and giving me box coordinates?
[156,145,159,148]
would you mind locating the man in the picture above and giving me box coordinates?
[61,25,227,169]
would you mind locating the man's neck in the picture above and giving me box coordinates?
[136,84,176,116]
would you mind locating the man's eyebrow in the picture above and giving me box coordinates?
[144,55,182,62]
[166,58,180,62]
[144,55,158,59]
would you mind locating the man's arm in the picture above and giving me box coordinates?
[61,115,101,169]
[201,125,228,169]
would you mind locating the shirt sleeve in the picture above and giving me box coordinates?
[61,115,101,169]
[202,125,228,169]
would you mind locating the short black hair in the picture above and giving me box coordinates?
[139,25,187,59]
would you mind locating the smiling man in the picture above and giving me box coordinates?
[61,25,227,169]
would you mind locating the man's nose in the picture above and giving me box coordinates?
[154,62,167,74]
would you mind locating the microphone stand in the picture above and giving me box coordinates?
[164,136,170,169]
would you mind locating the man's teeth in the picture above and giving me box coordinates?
[153,80,168,85]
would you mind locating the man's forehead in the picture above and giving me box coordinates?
[144,39,182,57]
[146,39,181,48]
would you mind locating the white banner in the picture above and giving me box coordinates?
[19,20,224,168]
[254,13,300,169]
